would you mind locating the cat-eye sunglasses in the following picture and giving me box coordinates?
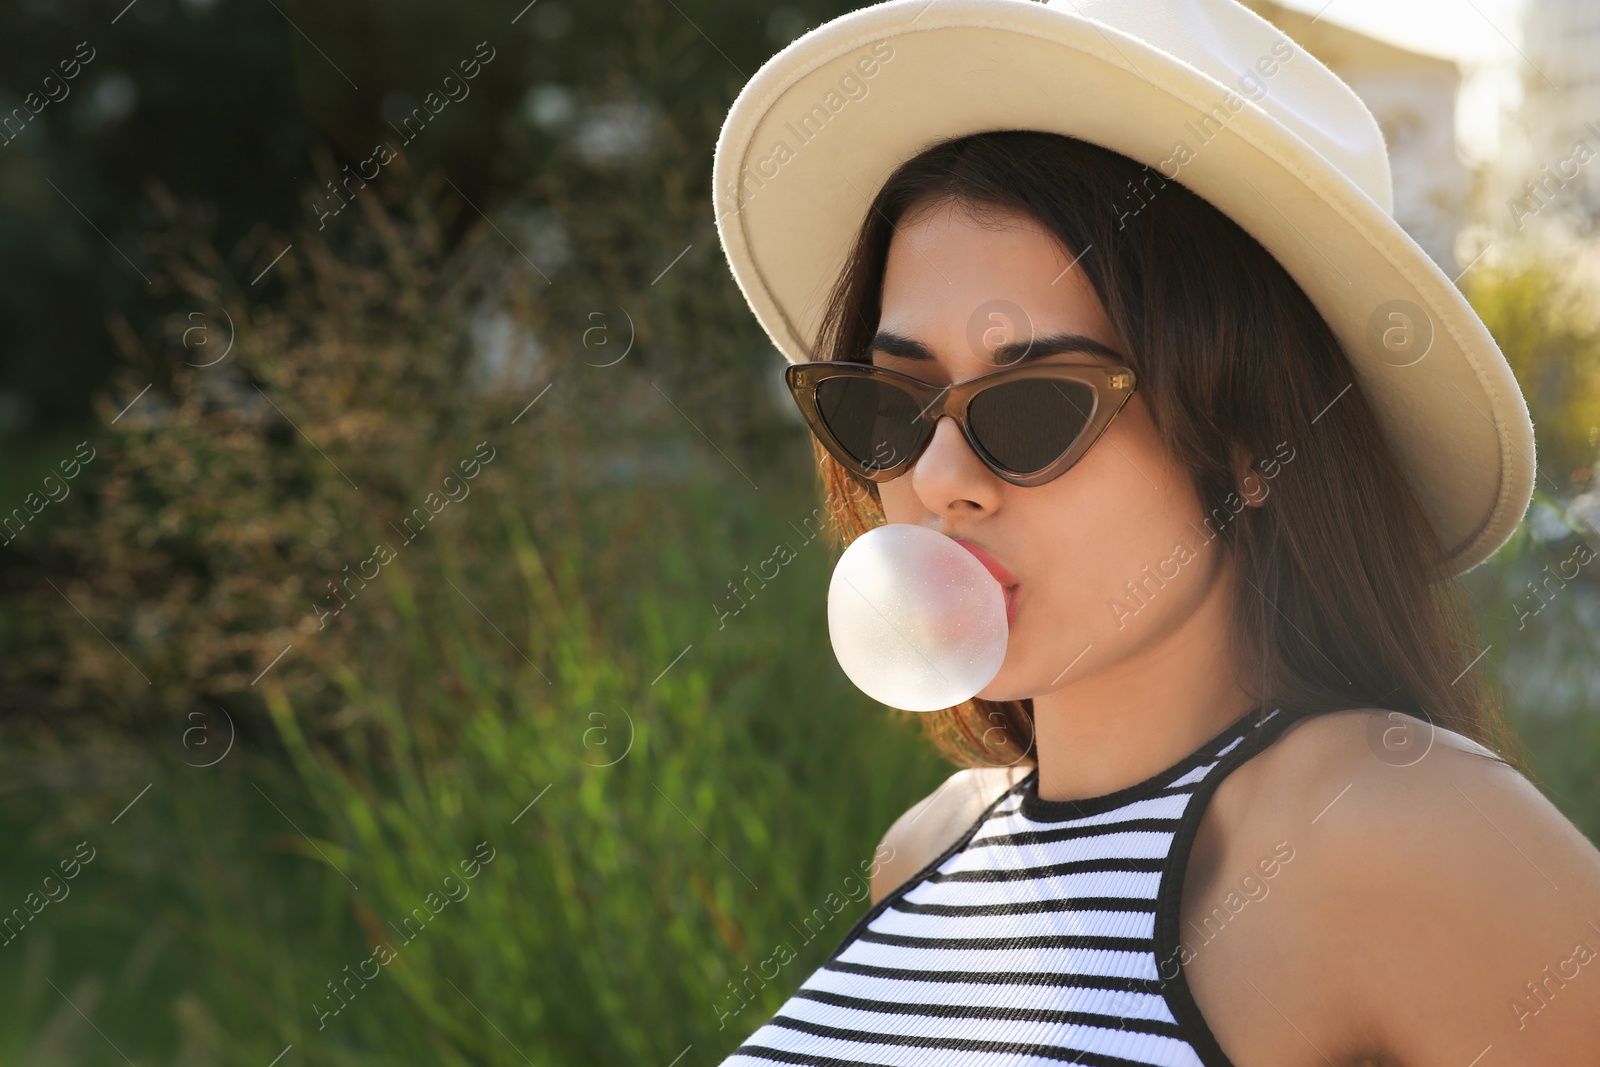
[784,360,1137,488]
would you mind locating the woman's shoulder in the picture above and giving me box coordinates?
[1201,706,1600,1062]
[869,764,1032,905]
[1217,705,1571,886]
[1232,705,1518,822]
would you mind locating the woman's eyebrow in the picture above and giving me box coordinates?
[869,329,1124,364]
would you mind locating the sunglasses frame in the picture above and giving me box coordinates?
[784,359,1138,488]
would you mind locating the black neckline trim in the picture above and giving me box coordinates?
[1016,705,1272,823]
[822,769,1034,966]
[1152,705,1306,1067]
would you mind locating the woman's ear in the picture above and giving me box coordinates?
[1231,443,1270,507]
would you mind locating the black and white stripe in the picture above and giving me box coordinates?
[718,707,1292,1067]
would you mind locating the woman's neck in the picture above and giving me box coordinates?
[1028,553,1256,802]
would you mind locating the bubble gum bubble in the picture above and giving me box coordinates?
[827,523,1008,712]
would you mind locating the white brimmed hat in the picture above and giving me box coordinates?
[711,0,1536,576]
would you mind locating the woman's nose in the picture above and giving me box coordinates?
[909,416,1003,513]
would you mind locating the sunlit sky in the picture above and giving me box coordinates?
[1271,0,1531,162]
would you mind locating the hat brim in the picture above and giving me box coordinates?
[712,0,1535,577]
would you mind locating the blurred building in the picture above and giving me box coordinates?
[1516,0,1600,228]
[1238,0,1471,272]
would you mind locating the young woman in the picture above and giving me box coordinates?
[710,3,1600,1064]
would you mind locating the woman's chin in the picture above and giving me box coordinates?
[975,671,1030,704]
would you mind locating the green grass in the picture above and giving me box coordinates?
[0,459,952,1065]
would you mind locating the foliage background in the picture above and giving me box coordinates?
[1,0,1598,1063]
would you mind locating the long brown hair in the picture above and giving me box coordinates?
[805,129,1526,773]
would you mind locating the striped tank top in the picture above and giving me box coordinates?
[718,705,1301,1067]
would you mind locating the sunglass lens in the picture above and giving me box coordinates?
[966,378,1097,474]
[813,376,925,472]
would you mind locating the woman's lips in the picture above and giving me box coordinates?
[952,538,1021,626]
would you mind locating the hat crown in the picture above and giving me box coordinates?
[1053,0,1394,215]
[709,0,1534,573]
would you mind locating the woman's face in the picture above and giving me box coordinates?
[871,198,1238,703]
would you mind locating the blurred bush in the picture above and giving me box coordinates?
[1458,243,1600,841]
[1461,245,1600,493]
[1,121,791,736]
